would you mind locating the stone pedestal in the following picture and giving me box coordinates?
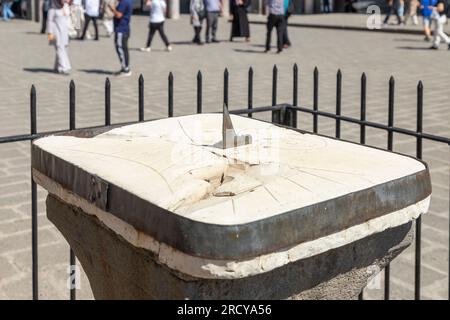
[32,114,431,300]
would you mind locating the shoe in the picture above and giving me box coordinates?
[424,36,431,42]
[116,70,132,77]
[205,39,210,43]
[58,69,70,76]
[166,46,172,52]
[277,50,283,54]
[429,45,439,50]
[212,39,220,43]
[140,47,151,52]
[264,49,270,53]
[448,44,450,50]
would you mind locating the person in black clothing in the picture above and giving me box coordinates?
[229,0,251,42]
[323,0,331,12]
[383,0,402,25]
[79,0,100,41]
[41,0,49,34]
[265,0,286,54]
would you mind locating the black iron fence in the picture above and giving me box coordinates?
[0,64,449,300]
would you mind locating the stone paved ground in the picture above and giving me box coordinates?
[0,14,448,300]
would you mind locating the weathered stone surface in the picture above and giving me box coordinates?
[47,194,414,300]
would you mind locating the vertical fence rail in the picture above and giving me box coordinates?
[360,73,366,146]
[30,85,38,300]
[313,67,319,133]
[336,70,342,139]
[168,73,173,117]
[224,68,229,107]
[139,75,144,122]
[292,64,298,128]
[272,65,280,123]
[105,78,111,126]
[248,67,253,118]
[69,80,76,300]
[415,81,423,300]
[358,73,367,301]
[197,71,202,114]
[384,76,396,300]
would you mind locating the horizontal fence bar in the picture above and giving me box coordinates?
[289,106,450,145]
[1,104,449,146]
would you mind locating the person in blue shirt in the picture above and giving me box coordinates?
[420,0,438,41]
[109,0,133,76]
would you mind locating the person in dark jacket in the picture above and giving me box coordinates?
[41,0,49,34]
[229,0,251,42]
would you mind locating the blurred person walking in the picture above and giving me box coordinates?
[229,0,251,42]
[47,0,72,74]
[405,0,419,25]
[70,0,84,38]
[101,0,116,37]
[79,0,100,40]
[2,0,15,20]
[140,0,172,52]
[205,0,223,43]
[420,0,437,41]
[109,0,132,76]
[265,0,286,53]
[429,0,450,49]
[190,0,206,44]
[323,0,331,12]
[383,0,402,25]
[41,0,49,33]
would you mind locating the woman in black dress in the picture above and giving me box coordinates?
[229,0,251,42]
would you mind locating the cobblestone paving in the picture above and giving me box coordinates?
[0,14,448,300]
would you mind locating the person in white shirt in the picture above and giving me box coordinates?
[69,0,84,38]
[140,0,172,52]
[79,0,100,40]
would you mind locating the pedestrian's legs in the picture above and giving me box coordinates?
[55,45,71,73]
[206,12,213,42]
[211,12,218,41]
[283,15,291,47]
[435,16,450,46]
[7,3,15,19]
[115,32,130,72]
[146,23,157,47]
[80,14,91,39]
[41,8,47,33]
[383,7,392,24]
[103,19,113,36]
[158,22,170,47]
[265,14,275,51]
[92,17,99,40]
[194,26,201,43]
[275,16,285,52]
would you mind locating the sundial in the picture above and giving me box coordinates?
[31,108,431,299]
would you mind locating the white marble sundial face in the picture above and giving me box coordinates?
[33,114,428,226]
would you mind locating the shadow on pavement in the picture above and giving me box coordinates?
[25,31,44,35]
[234,48,267,54]
[394,38,427,42]
[23,67,56,74]
[79,69,115,75]
[396,46,433,50]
